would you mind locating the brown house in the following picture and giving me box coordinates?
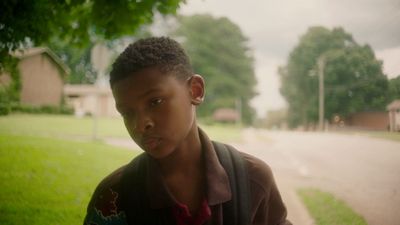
[212,108,239,123]
[0,47,70,106]
[345,111,389,131]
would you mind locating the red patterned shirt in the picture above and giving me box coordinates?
[172,199,211,225]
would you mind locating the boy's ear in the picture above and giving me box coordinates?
[188,74,205,105]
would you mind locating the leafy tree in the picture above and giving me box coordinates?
[0,0,183,71]
[173,14,256,124]
[0,0,183,113]
[48,38,96,84]
[261,109,288,129]
[279,26,388,128]
[48,27,152,84]
[388,76,400,101]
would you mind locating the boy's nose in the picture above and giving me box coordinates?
[135,116,154,133]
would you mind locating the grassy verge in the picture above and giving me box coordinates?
[0,114,243,142]
[334,129,400,143]
[361,131,400,142]
[298,188,367,225]
[0,134,137,225]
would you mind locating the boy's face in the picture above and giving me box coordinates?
[112,67,204,159]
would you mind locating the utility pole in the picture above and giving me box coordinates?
[318,56,325,131]
[91,42,110,140]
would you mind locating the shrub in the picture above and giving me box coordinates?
[11,104,74,115]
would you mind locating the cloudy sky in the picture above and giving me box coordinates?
[178,0,400,117]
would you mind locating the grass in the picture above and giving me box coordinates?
[0,114,130,139]
[298,188,368,225]
[0,134,137,225]
[333,129,400,143]
[360,131,400,142]
[0,114,242,142]
[0,112,243,225]
[201,123,242,142]
[0,114,241,224]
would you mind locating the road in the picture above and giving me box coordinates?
[230,129,400,225]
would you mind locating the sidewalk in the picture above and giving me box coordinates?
[277,180,314,225]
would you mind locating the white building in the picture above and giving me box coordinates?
[64,84,119,117]
[387,100,400,132]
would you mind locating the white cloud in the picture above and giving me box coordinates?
[376,47,400,79]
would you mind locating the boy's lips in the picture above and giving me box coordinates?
[142,137,161,150]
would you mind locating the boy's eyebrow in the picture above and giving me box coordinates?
[137,87,163,99]
[116,87,163,109]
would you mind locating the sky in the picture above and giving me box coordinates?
[178,0,400,118]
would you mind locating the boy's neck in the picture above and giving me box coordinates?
[157,123,206,213]
[157,124,203,176]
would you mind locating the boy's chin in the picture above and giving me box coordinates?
[143,146,175,160]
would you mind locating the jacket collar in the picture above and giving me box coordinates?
[147,127,231,209]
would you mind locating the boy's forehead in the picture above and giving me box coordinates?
[112,76,165,97]
[114,68,167,87]
[112,68,187,100]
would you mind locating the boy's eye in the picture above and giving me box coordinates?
[150,98,163,107]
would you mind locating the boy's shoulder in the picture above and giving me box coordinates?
[215,143,289,224]
[89,153,147,201]
[93,164,127,193]
[84,164,129,224]
[239,151,275,192]
[215,141,275,195]
[87,153,149,207]
[214,141,276,194]
[88,164,127,204]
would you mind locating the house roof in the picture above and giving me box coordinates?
[387,100,400,110]
[12,47,70,75]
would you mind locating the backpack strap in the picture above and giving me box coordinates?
[213,141,251,225]
[119,153,174,225]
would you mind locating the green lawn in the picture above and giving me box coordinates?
[0,134,137,225]
[0,114,130,139]
[298,188,368,225]
[0,114,241,224]
[0,114,242,142]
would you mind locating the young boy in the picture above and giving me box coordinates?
[84,37,291,225]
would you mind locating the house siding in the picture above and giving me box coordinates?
[19,53,64,106]
[346,111,389,130]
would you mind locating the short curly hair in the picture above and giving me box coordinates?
[109,37,193,86]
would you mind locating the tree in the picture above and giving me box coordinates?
[388,76,400,101]
[0,0,183,114]
[47,26,152,84]
[0,0,183,71]
[48,38,97,84]
[261,109,288,129]
[173,14,256,124]
[279,26,388,128]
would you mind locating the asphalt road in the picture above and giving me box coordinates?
[230,129,400,225]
